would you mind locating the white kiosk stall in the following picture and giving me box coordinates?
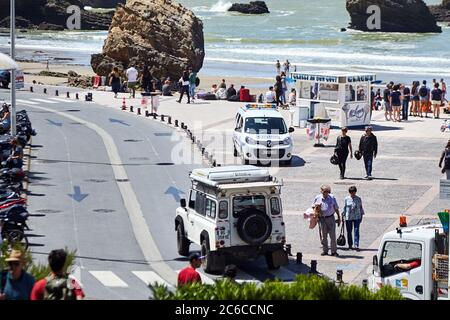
[291,71,376,128]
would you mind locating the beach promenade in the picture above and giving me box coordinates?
[24,83,448,285]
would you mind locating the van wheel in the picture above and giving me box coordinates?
[265,252,280,270]
[233,145,238,157]
[177,224,190,256]
[201,240,213,273]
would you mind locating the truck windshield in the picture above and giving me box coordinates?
[244,117,287,134]
[381,241,422,277]
[233,195,266,218]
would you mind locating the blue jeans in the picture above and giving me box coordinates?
[189,84,196,99]
[363,153,373,177]
[402,99,409,120]
[345,219,361,247]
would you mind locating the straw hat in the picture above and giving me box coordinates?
[5,249,25,262]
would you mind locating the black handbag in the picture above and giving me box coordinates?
[330,153,339,165]
[337,221,346,246]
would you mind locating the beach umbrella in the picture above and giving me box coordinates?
[0,52,19,70]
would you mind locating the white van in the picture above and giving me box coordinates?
[233,104,294,165]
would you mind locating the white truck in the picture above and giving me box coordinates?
[175,165,289,273]
[370,221,449,300]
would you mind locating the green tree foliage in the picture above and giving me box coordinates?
[149,274,404,300]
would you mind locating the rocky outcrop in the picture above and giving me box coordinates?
[0,0,113,30]
[429,0,450,24]
[346,0,442,33]
[228,1,269,14]
[91,0,205,81]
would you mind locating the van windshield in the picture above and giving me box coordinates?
[233,195,266,218]
[244,117,287,134]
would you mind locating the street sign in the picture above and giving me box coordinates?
[439,179,450,200]
[15,70,24,89]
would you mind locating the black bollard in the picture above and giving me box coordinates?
[161,114,165,122]
[44,88,47,94]
[201,147,205,155]
[153,113,157,120]
[181,122,185,129]
[30,86,33,92]
[145,110,149,117]
[55,90,59,96]
[362,279,368,288]
[168,116,172,124]
[212,160,217,167]
[174,120,179,127]
[310,260,317,274]
[296,252,302,264]
[336,270,343,283]
[137,107,141,115]
[75,93,79,100]
[192,136,195,143]
[130,106,134,113]
[66,92,70,98]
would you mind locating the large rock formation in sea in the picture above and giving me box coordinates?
[91,0,204,81]
[228,1,270,14]
[0,0,113,30]
[346,0,442,33]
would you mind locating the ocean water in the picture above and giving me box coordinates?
[1,0,449,82]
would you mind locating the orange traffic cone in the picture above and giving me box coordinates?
[122,98,126,110]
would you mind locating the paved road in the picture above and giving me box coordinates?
[0,89,309,300]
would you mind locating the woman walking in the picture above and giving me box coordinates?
[108,67,121,99]
[431,82,443,119]
[140,65,152,93]
[342,186,365,251]
[335,127,353,180]
[177,70,190,104]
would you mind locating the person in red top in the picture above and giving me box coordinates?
[31,249,85,300]
[177,253,203,287]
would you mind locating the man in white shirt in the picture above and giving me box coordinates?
[126,66,138,98]
[265,86,275,103]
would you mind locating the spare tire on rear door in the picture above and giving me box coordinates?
[237,210,272,245]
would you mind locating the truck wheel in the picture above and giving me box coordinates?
[265,252,280,270]
[177,224,190,256]
[201,239,213,273]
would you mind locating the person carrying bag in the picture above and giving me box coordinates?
[337,219,346,247]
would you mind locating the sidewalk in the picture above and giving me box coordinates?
[21,84,450,284]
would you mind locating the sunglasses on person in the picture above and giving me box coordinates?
[8,261,20,268]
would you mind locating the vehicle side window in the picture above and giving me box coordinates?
[219,201,228,219]
[195,193,206,216]
[380,241,422,277]
[270,198,281,215]
[235,114,242,130]
[205,199,217,219]
[189,190,196,209]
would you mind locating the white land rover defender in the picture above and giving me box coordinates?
[175,166,289,273]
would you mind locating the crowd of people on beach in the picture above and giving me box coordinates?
[372,78,447,121]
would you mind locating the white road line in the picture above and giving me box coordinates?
[89,271,128,288]
[49,98,76,103]
[25,104,178,286]
[268,267,298,281]
[132,271,174,289]
[30,98,59,104]
[16,99,39,105]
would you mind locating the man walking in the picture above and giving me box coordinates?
[126,65,138,98]
[312,185,341,257]
[31,249,84,300]
[177,253,202,287]
[359,126,378,180]
[419,80,430,118]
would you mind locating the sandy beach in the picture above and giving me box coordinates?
[18,61,274,96]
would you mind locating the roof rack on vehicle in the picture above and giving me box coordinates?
[190,165,272,187]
